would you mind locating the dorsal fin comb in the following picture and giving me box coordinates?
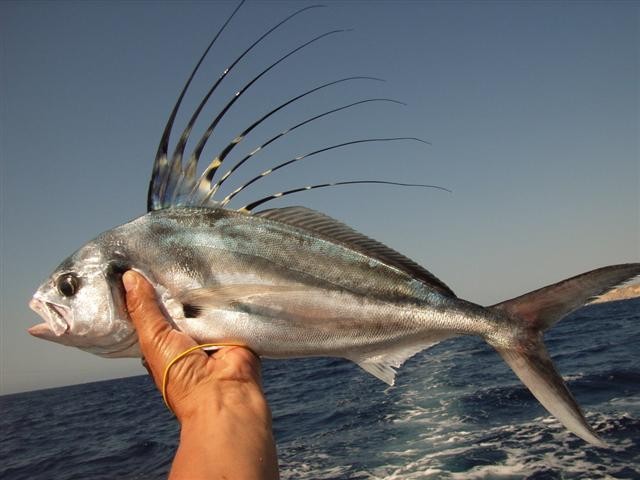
[147,2,450,213]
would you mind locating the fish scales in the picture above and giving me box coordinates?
[110,208,468,357]
[128,208,437,302]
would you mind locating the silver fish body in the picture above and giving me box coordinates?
[129,207,497,358]
[32,207,491,363]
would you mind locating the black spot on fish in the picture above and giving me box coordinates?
[183,303,203,318]
[106,261,129,280]
[106,261,131,308]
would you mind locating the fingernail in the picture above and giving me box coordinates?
[122,271,138,292]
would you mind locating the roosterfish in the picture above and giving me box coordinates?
[28,1,639,447]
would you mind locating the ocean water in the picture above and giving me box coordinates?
[2,298,639,479]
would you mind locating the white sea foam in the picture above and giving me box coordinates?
[278,411,639,480]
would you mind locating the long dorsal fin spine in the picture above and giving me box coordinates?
[200,77,389,201]
[148,0,245,212]
[212,96,402,199]
[220,137,429,206]
[165,5,326,206]
[239,181,450,212]
[147,4,444,213]
[184,28,348,205]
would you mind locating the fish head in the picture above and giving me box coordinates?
[28,241,139,357]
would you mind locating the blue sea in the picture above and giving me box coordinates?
[2,299,639,479]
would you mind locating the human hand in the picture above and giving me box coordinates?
[123,270,279,480]
[122,270,263,420]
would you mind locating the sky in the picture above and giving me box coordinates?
[1,0,638,395]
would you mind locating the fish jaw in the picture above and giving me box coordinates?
[28,297,70,338]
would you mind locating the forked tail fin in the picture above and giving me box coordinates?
[488,263,640,447]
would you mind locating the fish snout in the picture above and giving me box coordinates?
[28,297,70,337]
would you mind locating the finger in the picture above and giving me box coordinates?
[123,271,195,372]
[123,270,172,348]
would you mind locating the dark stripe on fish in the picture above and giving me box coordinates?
[183,304,203,319]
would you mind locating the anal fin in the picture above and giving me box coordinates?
[349,340,445,386]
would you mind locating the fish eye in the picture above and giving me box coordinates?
[56,273,80,297]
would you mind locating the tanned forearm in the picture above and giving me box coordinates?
[169,385,279,480]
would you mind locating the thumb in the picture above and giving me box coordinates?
[123,271,205,403]
[123,270,177,365]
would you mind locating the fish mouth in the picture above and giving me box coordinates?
[28,298,70,337]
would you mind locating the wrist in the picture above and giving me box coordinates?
[172,385,278,480]
[175,378,271,427]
